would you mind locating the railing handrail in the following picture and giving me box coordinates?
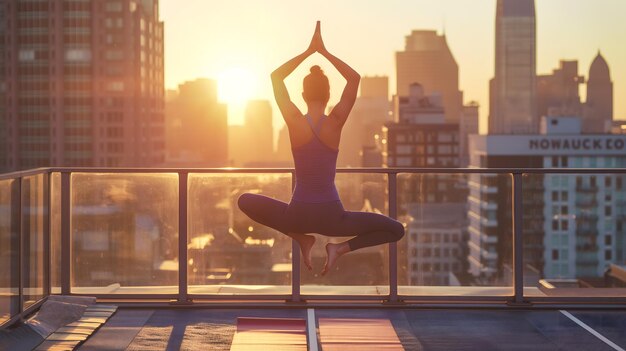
[2,166,626,178]
[0,167,50,181]
[18,166,626,174]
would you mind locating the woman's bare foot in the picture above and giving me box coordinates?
[322,242,350,276]
[296,234,315,271]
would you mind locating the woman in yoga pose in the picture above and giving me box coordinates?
[238,22,404,275]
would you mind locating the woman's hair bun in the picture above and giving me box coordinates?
[310,65,323,74]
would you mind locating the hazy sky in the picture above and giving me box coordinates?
[161,0,626,133]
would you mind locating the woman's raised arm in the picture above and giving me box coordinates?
[317,26,361,127]
[271,24,318,125]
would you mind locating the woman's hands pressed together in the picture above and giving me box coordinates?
[307,21,328,56]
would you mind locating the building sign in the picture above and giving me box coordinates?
[529,138,626,151]
[471,135,626,156]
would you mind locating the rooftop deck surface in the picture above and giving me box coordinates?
[76,307,626,350]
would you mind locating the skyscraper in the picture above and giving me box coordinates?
[489,0,537,134]
[537,60,584,119]
[338,76,391,167]
[243,100,273,166]
[0,0,165,171]
[469,116,626,282]
[165,79,227,167]
[395,30,462,124]
[384,83,468,285]
[459,102,479,168]
[584,52,613,133]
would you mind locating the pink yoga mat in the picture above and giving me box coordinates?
[319,318,405,351]
[230,317,307,351]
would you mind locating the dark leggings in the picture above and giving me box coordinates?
[237,193,405,251]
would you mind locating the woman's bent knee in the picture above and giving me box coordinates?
[237,193,256,213]
[391,220,405,242]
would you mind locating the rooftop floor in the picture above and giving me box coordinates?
[76,306,626,350]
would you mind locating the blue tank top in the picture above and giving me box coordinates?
[291,115,340,203]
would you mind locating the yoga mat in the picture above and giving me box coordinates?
[230,317,307,351]
[318,318,404,351]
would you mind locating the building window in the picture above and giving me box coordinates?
[396,145,411,154]
[552,220,558,231]
[396,157,411,167]
[552,156,559,167]
[605,250,612,260]
[19,49,36,61]
[105,2,123,12]
[552,249,559,260]
[438,133,453,142]
[65,48,92,62]
[605,235,612,245]
[106,81,124,92]
[561,191,568,201]
[561,220,568,231]
[605,206,612,217]
[105,50,124,60]
[552,191,559,202]
[605,177,612,188]
[422,233,432,243]
[552,206,559,216]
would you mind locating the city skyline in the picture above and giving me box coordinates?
[161,0,626,132]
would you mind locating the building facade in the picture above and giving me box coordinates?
[489,0,537,134]
[395,30,463,124]
[338,76,391,167]
[460,102,479,168]
[537,60,584,120]
[584,52,613,133]
[164,79,227,167]
[384,83,468,285]
[469,116,626,283]
[0,0,164,171]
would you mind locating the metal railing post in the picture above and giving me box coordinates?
[511,173,525,305]
[291,171,301,302]
[177,172,190,303]
[60,172,71,295]
[17,177,24,317]
[388,173,399,303]
[44,172,51,296]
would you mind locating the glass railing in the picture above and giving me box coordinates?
[1,167,626,327]
[0,168,50,328]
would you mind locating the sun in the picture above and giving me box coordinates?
[217,67,256,106]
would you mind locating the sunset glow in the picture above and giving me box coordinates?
[162,0,626,132]
[217,67,257,106]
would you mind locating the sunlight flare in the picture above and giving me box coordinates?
[217,67,256,106]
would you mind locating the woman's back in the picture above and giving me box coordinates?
[291,115,340,203]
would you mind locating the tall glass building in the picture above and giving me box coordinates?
[0,0,165,172]
[488,0,537,134]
